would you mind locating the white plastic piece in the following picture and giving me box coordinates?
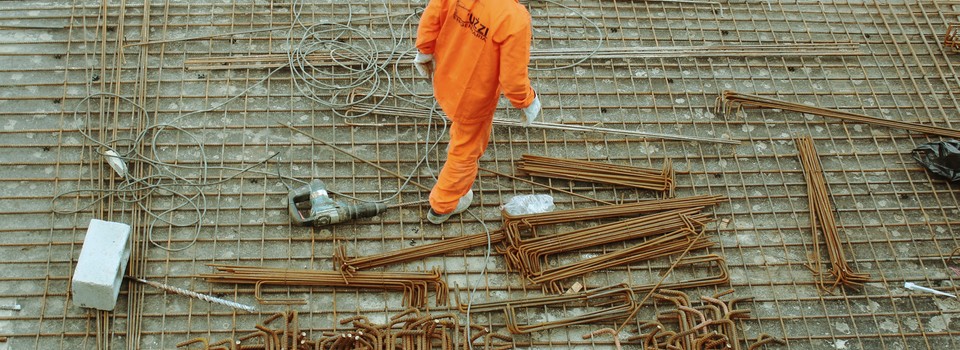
[72,219,132,311]
[103,149,128,179]
[904,282,957,298]
[501,194,555,216]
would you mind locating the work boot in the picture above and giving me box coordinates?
[426,190,474,224]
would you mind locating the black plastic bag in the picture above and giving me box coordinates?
[913,140,960,182]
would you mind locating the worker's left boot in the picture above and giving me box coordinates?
[426,190,473,224]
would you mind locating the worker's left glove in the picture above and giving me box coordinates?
[413,52,434,77]
[521,95,542,126]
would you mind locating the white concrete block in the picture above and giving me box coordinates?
[71,219,131,311]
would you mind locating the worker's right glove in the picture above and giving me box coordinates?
[521,95,542,126]
[413,52,434,77]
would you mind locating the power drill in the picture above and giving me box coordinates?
[287,180,387,226]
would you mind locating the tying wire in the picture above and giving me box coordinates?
[527,0,604,71]
[462,207,494,350]
[56,1,441,251]
[53,87,299,252]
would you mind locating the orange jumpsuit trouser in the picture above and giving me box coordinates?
[429,114,494,214]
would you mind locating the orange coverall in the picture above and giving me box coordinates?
[416,0,537,214]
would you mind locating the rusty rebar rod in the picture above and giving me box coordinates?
[718,90,960,139]
[182,43,863,70]
[335,230,507,272]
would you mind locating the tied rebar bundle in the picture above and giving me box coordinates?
[516,154,675,195]
[200,265,448,308]
[795,137,871,292]
[499,196,725,293]
[455,284,638,334]
[176,310,513,350]
[717,90,960,139]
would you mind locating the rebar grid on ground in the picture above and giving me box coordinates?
[6,0,960,349]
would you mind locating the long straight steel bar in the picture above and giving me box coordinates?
[335,230,507,272]
[719,90,960,139]
[795,136,871,292]
[453,284,638,334]
[346,101,741,144]
[281,123,432,192]
[182,43,863,70]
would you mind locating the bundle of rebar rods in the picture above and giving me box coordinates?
[516,154,675,194]
[343,101,740,144]
[498,195,723,292]
[456,284,638,334]
[182,42,863,70]
[531,226,715,293]
[624,289,785,350]
[334,231,506,273]
[501,194,726,239]
[795,137,871,292]
[718,90,960,139]
[200,265,448,308]
[503,208,710,275]
[945,25,960,52]
[177,310,513,350]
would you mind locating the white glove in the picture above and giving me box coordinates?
[413,52,434,77]
[521,95,541,125]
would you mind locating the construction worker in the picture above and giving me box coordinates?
[414,0,541,224]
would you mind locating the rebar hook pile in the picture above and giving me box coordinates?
[177,310,513,350]
[200,265,448,308]
[625,289,785,350]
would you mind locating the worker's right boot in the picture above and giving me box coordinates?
[426,190,473,224]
